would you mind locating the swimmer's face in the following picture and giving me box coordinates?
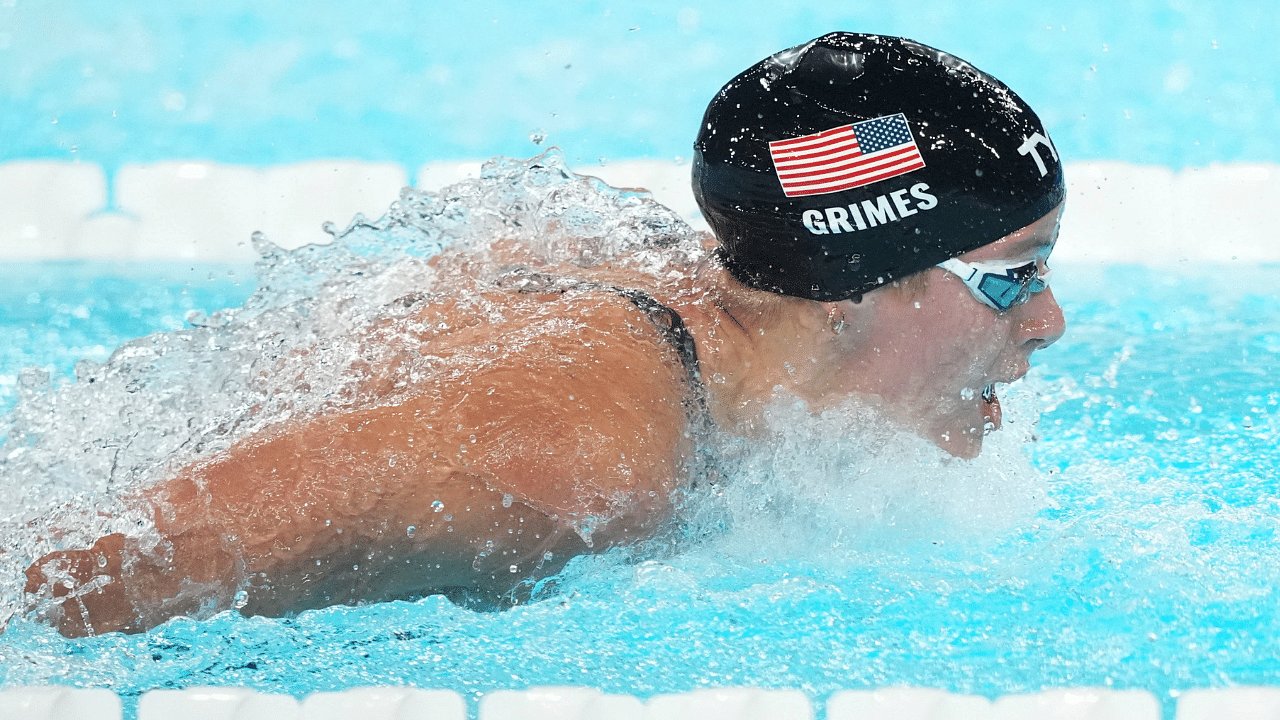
[819,203,1066,458]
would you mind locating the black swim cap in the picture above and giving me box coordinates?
[693,33,1066,301]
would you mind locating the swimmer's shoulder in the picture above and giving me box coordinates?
[382,284,695,531]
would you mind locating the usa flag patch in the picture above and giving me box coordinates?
[768,113,926,198]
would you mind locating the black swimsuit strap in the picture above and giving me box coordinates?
[495,269,712,432]
[610,288,716,482]
[610,286,718,496]
[612,287,701,390]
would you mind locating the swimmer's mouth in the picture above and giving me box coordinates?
[981,384,1002,432]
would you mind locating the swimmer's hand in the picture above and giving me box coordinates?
[23,529,238,638]
[24,533,138,636]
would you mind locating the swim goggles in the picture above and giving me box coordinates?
[936,257,1051,312]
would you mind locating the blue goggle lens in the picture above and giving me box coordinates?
[976,263,1043,311]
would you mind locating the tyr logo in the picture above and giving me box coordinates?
[1017,132,1059,177]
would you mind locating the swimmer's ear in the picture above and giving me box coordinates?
[804,301,844,333]
[821,296,877,336]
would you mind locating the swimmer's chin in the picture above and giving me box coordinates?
[934,430,984,460]
[932,393,1002,460]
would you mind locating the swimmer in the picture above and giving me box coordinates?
[20,33,1065,637]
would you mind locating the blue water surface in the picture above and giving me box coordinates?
[0,263,251,416]
[2,0,1278,171]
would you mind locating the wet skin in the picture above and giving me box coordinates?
[679,203,1066,460]
[21,206,1065,636]
[804,203,1066,458]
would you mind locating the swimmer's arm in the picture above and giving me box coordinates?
[23,295,691,636]
[22,411,586,636]
[19,421,578,636]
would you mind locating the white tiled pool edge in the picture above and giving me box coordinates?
[2,684,1275,719]
[2,159,1279,265]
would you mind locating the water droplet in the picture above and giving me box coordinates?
[501,493,514,508]
[233,590,249,609]
[406,525,416,537]
[529,129,547,145]
[509,565,518,573]
[432,500,444,512]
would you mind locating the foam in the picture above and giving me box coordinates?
[3,159,1278,264]
[694,389,1048,560]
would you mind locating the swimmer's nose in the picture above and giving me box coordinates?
[1020,287,1066,350]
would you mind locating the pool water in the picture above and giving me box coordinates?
[0,262,252,417]
[1,160,1279,720]
[6,0,1280,169]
